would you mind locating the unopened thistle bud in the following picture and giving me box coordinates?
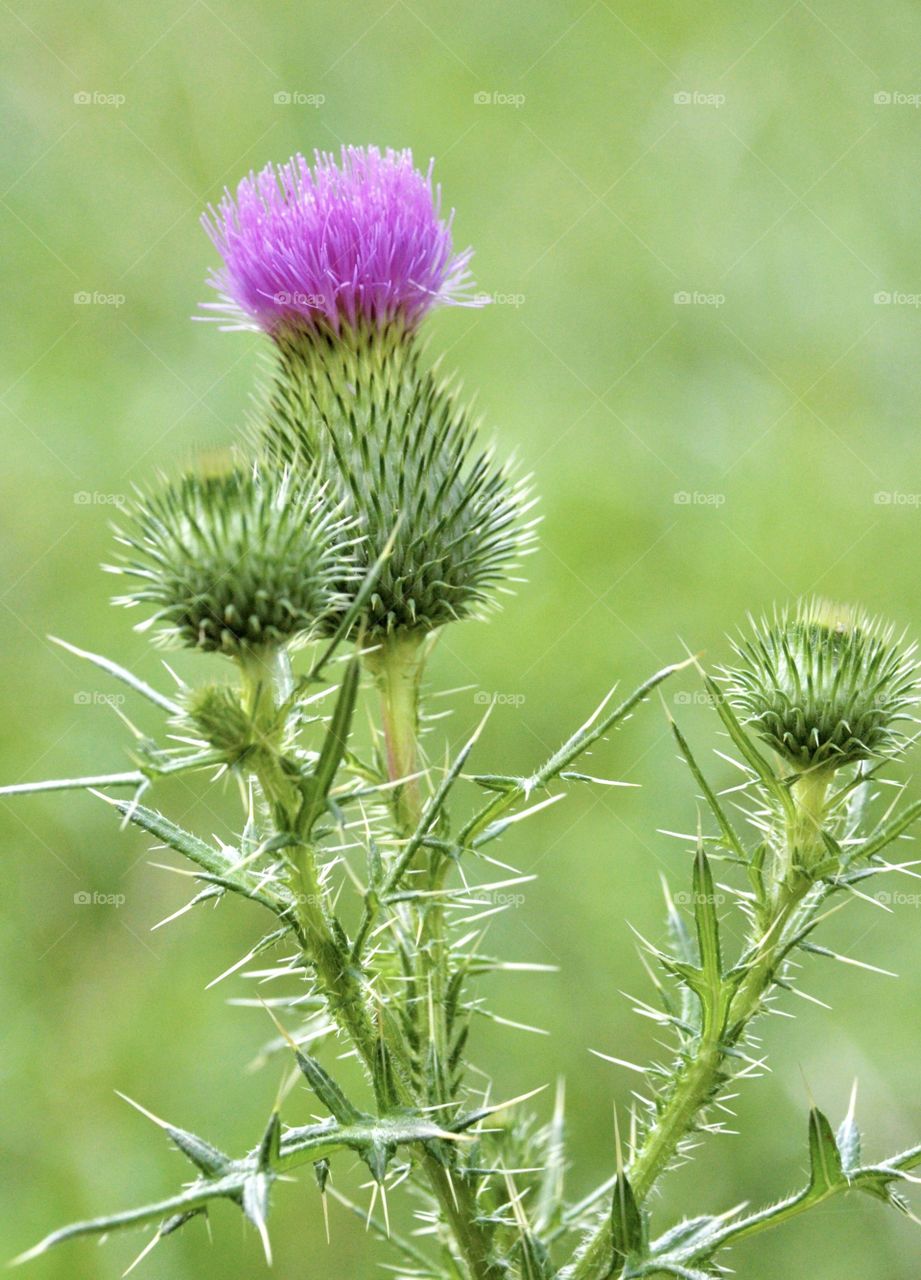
[722,599,919,772]
[111,468,353,656]
[264,339,534,636]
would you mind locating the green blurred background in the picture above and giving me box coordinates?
[4,1,921,1275]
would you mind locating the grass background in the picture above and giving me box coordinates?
[3,1,921,1275]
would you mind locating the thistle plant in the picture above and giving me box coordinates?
[8,147,921,1280]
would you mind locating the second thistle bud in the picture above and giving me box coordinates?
[723,599,919,774]
[111,466,354,658]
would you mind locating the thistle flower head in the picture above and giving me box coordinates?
[722,598,919,771]
[111,466,353,656]
[201,146,479,337]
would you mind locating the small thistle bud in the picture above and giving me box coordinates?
[111,467,353,656]
[722,599,919,771]
[184,683,259,763]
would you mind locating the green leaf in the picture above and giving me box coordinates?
[703,674,795,822]
[116,1092,232,1178]
[104,796,294,918]
[49,635,183,715]
[306,523,403,682]
[808,1107,845,1194]
[168,1127,231,1178]
[534,1079,567,1233]
[294,1049,364,1126]
[669,716,747,863]
[853,798,921,864]
[0,771,145,797]
[692,846,722,983]
[611,1173,645,1267]
[297,654,361,835]
[514,1230,554,1280]
[11,1177,241,1264]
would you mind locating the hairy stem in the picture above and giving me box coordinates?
[366,630,428,834]
[248,640,499,1280]
[568,833,822,1279]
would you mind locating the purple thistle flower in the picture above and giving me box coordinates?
[200,146,482,336]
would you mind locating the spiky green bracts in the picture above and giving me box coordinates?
[111,467,353,657]
[261,325,533,638]
[722,598,919,772]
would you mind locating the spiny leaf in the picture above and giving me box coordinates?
[0,771,145,798]
[668,713,747,863]
[102,796,293,917]
[49,635,183,714]
[294,1049,365,1126]
[11,1178,241,1265]
[116,1092,232,1177]
[855,798,921,863]
[611,1173,645,1267]
[807,1106,845,1194]
[692,845,722,983]
[298,653,361,835]
[702,673,795,821]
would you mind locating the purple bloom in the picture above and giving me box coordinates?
[200,146,481,336]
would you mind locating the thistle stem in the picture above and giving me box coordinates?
[366,630,428,833]
[242,638,498,1280]
[782,766,833,885]
[569,800,828,1280]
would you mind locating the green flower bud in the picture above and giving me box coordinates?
[111,466,354,656]
[261,324,536,638]
[184,682,259,763]
[722,599,919,771]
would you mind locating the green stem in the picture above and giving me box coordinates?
[782,766,833,886]
[245,639,499,1280]
[700,1141,921,1256]
[366,630,428,834]
[568,834,823,1279]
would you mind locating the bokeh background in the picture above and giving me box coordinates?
[4,1,921,1276]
